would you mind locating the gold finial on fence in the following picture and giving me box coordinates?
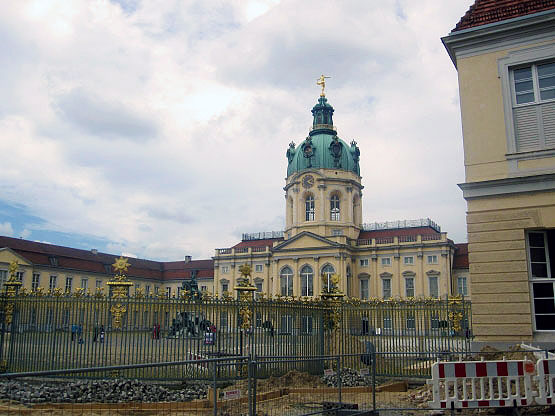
[3,261,23,325]
[107,256,133,329]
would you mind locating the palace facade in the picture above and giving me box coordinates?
[0,93,469,300]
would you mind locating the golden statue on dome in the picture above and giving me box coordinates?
[317,74,330,97]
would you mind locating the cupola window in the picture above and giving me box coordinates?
[330,195,340,221]
[305,195,315,221]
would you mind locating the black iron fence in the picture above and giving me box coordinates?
[0,294,471,379]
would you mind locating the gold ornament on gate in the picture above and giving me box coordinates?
[3,261,23,325]
[107,256,133,329]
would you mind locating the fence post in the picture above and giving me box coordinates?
[251,356,258,416]
[337,355,342,407]
[371,344,376,412]
[247,357,253,416]
[212,361,217,416]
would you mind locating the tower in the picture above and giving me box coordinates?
[284,89,363,240]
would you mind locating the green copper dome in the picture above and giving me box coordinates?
[286,96,360,177]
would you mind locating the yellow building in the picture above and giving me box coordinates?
[214,91,468,301]
[443,0,555,346]
[0,237,214,298]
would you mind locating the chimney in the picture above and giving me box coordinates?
[184,255,192,263]
[91,249,98,255]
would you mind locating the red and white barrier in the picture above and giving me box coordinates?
[535,359,555,405]
[428,358,535,410]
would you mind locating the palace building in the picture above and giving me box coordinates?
[0,89,469,301]
[213,90,469,300]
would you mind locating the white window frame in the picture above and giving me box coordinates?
[32,273,40,291]
[429,276,439,298]
[65,276,72,292]
[96,279,102,289]
[81,278,88,291]
[300,265,314,297]
[382,278,391,299]
[403,256,414,265]
[360,258,369,267]
[221,266,230,274]
[457,276,468,297]
[405,277,414,298]
[280,266,294,296]
[166,287,171,298]
[16,271,24,281]
[427,255,438,265]
[498,44,555,156]
[0,270,7,291]
[381,257,391,266]
[330,194,340,221]
[305,194,315,221]
[255,264,263,273]
[49,275,57,290]
[360,279,369,300]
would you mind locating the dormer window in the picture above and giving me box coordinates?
[48,256,58,267]
[104,264,112,274]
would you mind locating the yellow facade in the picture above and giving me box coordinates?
[444,7,555,344]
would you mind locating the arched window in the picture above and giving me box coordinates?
[280,266,293,296]
[300,265,313,297]
[330,195,340,221]
[305,195,315,221]
[321,264,336,292]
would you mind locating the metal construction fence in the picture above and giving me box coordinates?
[0,294,472,379]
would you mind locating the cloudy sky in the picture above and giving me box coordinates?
[0,0,472,261]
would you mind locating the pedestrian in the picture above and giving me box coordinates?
[77,323,84,344]
[156,323,161,339]
[99,325,105,343]
[71,324,77,342]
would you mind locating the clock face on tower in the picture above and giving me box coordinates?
[302,175,314,189]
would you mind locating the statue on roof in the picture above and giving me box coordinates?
[286,141,296,164]
[182,269,201,301]
[316,74,330,97]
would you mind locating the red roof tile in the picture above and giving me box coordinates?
[453,243,469,269]
[232,238,283,249]
[358,227,440,240]
[0,236,213,281]
[453,0,555,32]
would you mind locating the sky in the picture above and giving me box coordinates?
[0,0,473,261]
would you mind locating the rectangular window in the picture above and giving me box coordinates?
[222,283,229,293]
[201,285,207,292]
[255,282,263,292]
[431,314,440,329]
[220,312,228,330]
[135,284,141,295]
[255,264,263,272]
[154,286,159,294]
[528,230,555,331]
[382,278,391,299]
[0,270,7,291]
[81,278,88,290]
[511,62,555,152]
[405,277,414,298]
[96,279,102,289]
[166,287,171,298]
[360,259,369,267]
[16,271,24,281]
[221,266,229,274]
[457,277,468,296]
[383,314,392,330]
[406,314,416,330]
[427,255,438,264]
[381,257,391,266]
[332,229,343,236]
[145,285,151,295]
[429,276,439,298]
[280,315,293,334]
[177,287,182,297]
[360,279,369,300]
[49,275,57,290]
[403,256,414,265]
[65,276,72,292]
[32,273,40,291]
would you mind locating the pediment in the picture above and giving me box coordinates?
[380,272,393,278]
[273,232,340,252]
[426,269,441,276]
[0,248,33,266]
[402,270,416,277]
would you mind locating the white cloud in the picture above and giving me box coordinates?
[0,0,472,260]
[0,222,14,237]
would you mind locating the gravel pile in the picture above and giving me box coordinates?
[322,368,372,387]
[0,379,209,405]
